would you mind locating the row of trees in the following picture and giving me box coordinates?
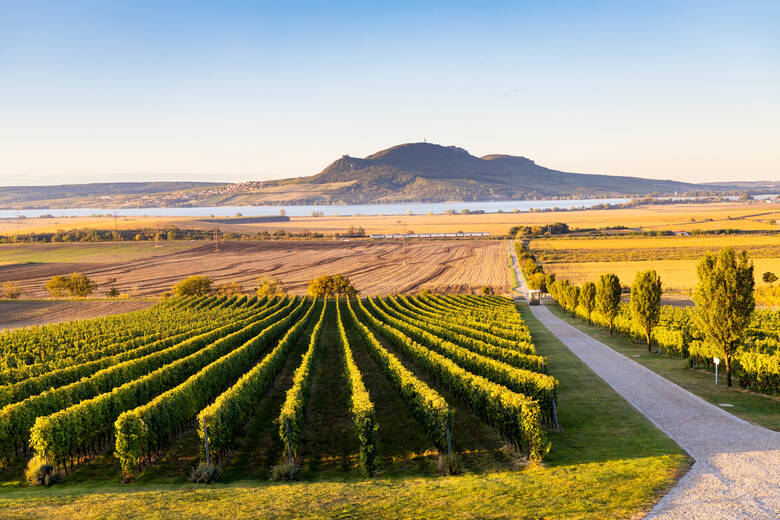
[547,247,754,387]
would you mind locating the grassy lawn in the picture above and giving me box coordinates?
[0,303,689,519]
[546,303,780,431]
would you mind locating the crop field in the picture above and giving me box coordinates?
[0,240,512,298]
[530,234,780,294]
[0,294,687,519]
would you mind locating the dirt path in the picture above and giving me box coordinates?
[510,243,780,519]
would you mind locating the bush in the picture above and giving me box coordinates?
[437,453,461,476]
[257,276,284,297]
[106,287,120,298]
[481,285,494,296]
[189,462,222,483]
[172,275,212,297]
[271,462,300,481]
[45,272,96,298]
[2,281,22,299]
[307,275,358,298]
[25,456,62,486]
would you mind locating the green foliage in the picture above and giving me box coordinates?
[29,299,297,469]
[693,247,755,386]
[45,272,97,297]
[596,273,622,334]
[630,270,662,349]
[579,282,596,324]
[762,271,778,285]
[172,276,212,297]
[197,299,318,461]
[257,276,284,297]
[307,274,358,298]
[336,298,378,476]
[356,298,549,461]
[369,298,558,422]
[115,299,311,480]
[344,298,453,453]
[279,300,327,462]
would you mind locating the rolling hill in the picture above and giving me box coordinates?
[0,143,763,208]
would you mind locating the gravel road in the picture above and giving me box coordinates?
[509,242,780,519]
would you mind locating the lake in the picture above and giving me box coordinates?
[0,198,635,219]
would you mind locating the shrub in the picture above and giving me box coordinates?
[481,285,494,296]
[45,272,96,298]
[189,462,222,483]
[25,456,62,486]
[271,462,300,481]
[437,453,461,476]
[106,287,120,298]
[257,276,284,297]
[307,275,358,298]
[172,275,212,297]
[2,281,22,299]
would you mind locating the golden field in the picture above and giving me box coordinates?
[2,201,780,236]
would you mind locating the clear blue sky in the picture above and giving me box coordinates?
[1,0,778,186]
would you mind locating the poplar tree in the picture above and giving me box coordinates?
[693,248,754,387]
[630,270,662,350]
[580,282,596,325]
[596,273,622,334]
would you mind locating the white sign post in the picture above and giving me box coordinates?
[713,357,720,385]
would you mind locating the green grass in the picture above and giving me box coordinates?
[546,303,780,431]
[0,302,689,519]
[0,242,197,265]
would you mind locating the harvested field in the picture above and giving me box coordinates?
[0,240,513,297]
[530,234,780,294]
[0,299,154,330]
[543,258,780,292]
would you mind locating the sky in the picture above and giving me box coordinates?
[0,0,778,186]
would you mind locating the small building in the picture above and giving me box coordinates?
[528,289,542,305]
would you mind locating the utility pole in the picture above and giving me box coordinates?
[214,225,219,253]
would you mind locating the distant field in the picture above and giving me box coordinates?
[0,240,512,298]
[2,201,779,236]
[541,259,780,293]
[530,234,780,263]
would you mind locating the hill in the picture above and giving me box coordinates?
[0,143,764,207]
[304,143,710,202]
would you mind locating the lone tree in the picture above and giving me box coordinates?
[579,281,596,325]
[630,270,662,350]
[307,275,358,298]
[172,275,212,297]
[596,273,622,334]
[693,247,754,387]
[762,271,778,285]
[45,272,97,298]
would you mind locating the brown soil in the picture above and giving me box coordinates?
[0,240,512,298]
[0,300,155,330]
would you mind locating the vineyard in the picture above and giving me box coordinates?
[0,292,558,483]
